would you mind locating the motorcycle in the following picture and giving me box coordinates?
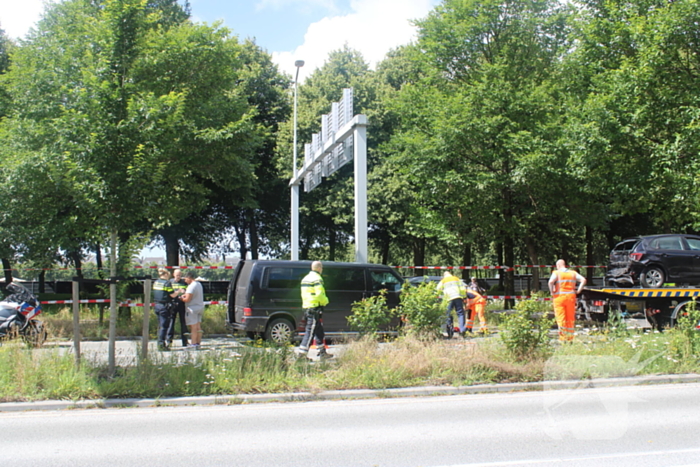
[0,282,47,347]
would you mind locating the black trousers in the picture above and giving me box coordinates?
[167,300,188,346]
[299,307,325,352]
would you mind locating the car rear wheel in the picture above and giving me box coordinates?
[264,318,294,345]
[641,267,665,288]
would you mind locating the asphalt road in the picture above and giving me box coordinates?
[2,382,700,467]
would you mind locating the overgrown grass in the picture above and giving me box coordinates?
[1,324,699,402]
[43,305,230,340]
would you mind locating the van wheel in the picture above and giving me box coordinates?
[641,267,665,288]
[264,318,294,345]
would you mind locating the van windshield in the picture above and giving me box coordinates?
[370,270,402,292]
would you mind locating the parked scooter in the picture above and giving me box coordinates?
[0,282,47,347]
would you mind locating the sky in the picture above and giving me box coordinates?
[0,0,440,81]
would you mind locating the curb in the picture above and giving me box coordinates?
[2,373,699,413]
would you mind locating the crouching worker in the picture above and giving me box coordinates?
[465,289,488,335]
[437,271,467,338]
[299,261,332,359]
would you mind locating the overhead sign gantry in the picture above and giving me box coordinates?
[289,88,368,263]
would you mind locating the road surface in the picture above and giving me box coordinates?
[2,382,700,466]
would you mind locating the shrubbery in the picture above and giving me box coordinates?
[499,295,554,360]
[397,282,443,338]
[347,290,395,336]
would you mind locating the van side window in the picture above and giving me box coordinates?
[370,270,402,292]
[323,268,365,291]
[687,238,700,251]
[265,267,307,289]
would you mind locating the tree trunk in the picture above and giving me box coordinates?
[234,225,248,260]
[461,242,471,281]
[380,232,390,265]
[1,258,12,284]
[496,242,504,289]
[585,225,594,284]
[39,269,46,294]
[504,234,515,309]
[249,210,259,260]
[525,237,540,293]
[163,231,180,267]
[412,237,426,277]
[328,227,336,262]
[71,250,84,281]
[95,243,104,279]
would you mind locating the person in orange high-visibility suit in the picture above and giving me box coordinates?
[548,259,586,342]
[465,289,488,334]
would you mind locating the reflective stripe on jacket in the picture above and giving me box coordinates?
[437,275,466,301]
[554,270,577,295]
[301,270,329,308]
[153,279,174,304]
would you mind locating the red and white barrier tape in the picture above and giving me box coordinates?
[391,265,508,270]
[392,265,607,271]
[134,265,235,270]
[119,300,228,307]
[40,300,228,306]
[40,299,111,305]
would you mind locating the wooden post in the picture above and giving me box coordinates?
[72,280,80,367]
[108,229,118,376]
[142,279,152,360]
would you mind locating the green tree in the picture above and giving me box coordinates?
[387,0,576,293]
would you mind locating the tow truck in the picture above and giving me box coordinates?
[578,286,700,330]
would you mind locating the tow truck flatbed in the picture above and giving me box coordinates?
[579,286,700,328]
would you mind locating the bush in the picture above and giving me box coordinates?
[667,299,700,366]
[398,282,443,338]
[499,297,554,361]
[347,290,395,337]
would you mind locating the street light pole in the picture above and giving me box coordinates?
[291,59,304,261]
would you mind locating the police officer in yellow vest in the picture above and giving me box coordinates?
[548,259,586,342]
[299,261,332,359]
[436,271,467,338]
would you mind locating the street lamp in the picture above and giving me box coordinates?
[292,59,304,177]
[291,59,304,261]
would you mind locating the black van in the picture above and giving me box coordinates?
[226,260,404,343]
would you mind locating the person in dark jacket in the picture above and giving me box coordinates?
[167,268,188,347]
[153,268,178,351]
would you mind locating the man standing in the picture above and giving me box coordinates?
[181,270,205,349]
[168,268,188,348]
[548,259,587,342]
[436,271,467,338]
[299,261,331,359]
[153,268,178,351]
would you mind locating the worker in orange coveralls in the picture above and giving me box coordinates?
[548,259,586,342]
[465,288,488,335]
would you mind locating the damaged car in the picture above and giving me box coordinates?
[605,234,700,288]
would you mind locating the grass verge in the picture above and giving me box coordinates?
[2,323,698,402]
